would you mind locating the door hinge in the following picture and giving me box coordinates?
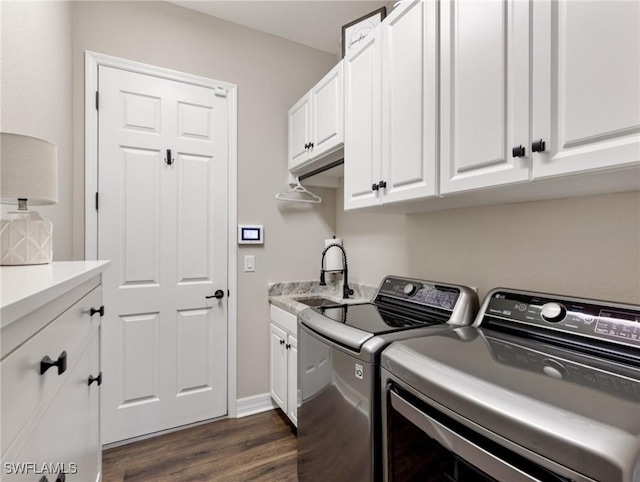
[95,91,99,110]
[95,192,99,210]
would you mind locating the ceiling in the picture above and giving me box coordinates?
[168,1,390,56]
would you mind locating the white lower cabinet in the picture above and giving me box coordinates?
[1,263,108,482]
[269,305,298,427]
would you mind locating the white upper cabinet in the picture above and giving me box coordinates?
[344,0,437,210]
[381,0,438,204]
[439,0,531,194]
[344,28,382,210]
[311,63,344,160]
[532,0,640,179]
[288,94,312,170]
[288,62,344,172]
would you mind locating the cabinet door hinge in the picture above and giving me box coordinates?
[95,192,99,211]
[96,91,99,110]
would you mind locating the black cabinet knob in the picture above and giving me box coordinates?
[40,351,67,376]
[88,371,103,386]
[309,142,314,149]
[379,180,387,189]
[285,343,291,350]
[372,183,379,191]
[532,139,546,152]
[512,145,526,158]
[304,143,309,149]
[90,305,104,317]
[206,290,225,299]
[279,339,285,345]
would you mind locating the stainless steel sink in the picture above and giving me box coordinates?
[295,297,341,307]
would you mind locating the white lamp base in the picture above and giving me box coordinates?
[0,210,53,265]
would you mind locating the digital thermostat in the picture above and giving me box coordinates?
[238,225,264,245]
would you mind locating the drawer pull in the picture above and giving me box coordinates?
[90,305,105,317]
[40,351,67,375]
[88,371,103,386]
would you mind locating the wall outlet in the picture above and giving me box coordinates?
[244,255,255,272]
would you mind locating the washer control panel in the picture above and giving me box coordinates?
[377,276,461,311]
[485,290,640,349]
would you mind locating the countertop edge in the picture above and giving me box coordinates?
[1,260,111,329]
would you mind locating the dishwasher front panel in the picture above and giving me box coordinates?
[298,323,377,482]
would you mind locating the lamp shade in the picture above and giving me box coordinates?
[1,132,58,205]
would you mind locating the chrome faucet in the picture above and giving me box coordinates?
[320,243,354,299]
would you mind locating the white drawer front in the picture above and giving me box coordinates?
[270,304,298,334]
[1,287,101,455]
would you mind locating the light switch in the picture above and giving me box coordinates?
[244,255,255,272]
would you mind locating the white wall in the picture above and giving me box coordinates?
[337,188,640,304]
[70,1,338,398]
[1,1,73,261]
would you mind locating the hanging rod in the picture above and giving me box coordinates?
[298,159,344,182]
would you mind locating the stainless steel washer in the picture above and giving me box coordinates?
[297,275,479,482]
[382,288,640,482]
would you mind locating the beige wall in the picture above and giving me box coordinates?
[337,188,640,304]
[70,1,337,398]
[1,1,73,261]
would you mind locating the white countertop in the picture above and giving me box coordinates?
[0,261,111,329]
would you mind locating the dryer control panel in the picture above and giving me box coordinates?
[483,290,640,349]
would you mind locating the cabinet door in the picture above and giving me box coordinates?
[286,335,298,427]
[381,0,437,204]
[344,28,382,210]
[2,330,100,482]
[269,323,287,412]
[311,62,344,160]
[440,0,531,194]
[288,93,312,171]
[532,0,640,178]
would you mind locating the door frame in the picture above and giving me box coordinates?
[84,51,239,418]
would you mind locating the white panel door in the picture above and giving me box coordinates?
[532,0,640,178]
[99,65,228,444]
[381,0,437,204]
[311,62,343,159]
[344,28,382,210]
[440,0,531,194]
[288,93,312,170]
[269,323,287,412]
[287,334,298,427]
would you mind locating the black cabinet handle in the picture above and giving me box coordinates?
[56,472,66,482]
[512,145,526,158]
[532,139,546,152]
[90,305,104,317]
[309,142,314,149]
[304,143,309,149]
[285,343,291,350]
[40,351,67,375]
[379,180,387,189]
[372,183,379,191]
[206,289,225,299]
[88,371,103,386]
[279,339,285,345]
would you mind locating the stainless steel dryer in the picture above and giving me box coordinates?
[381,288,640,482]
[297,275,479,482]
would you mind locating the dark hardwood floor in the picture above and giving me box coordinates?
[102,410,298,482]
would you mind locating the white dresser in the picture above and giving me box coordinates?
[1,261,110,482]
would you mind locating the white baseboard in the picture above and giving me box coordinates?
[236,392,277,418]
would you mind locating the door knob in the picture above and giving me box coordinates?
[206,290,225,299]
